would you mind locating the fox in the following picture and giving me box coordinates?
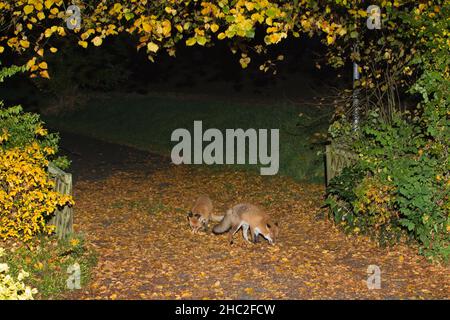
[187,195,223,233]
[212,203,279,245]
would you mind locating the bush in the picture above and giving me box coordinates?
[2,235,97,299]
[0,247,37,300]
[0,104,70,170]
[0,66,73,241]
[326,1,449,262]
[326,110,449,261]
[0,142,74,241]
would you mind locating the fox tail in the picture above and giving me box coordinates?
[212,209,233,234]
[210,214,224,222]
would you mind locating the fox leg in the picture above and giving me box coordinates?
[202,219,209,232]
[242,224,250,242]
[228,225,240,245]
[251,227,260,243]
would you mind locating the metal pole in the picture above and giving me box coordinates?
[352,45,360,131]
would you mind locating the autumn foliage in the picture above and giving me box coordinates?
[0,64,73,241]
[0,0,348,73]
[0,137,73,242]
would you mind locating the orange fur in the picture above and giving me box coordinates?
[188,195,221,233]
[213,203,279,245]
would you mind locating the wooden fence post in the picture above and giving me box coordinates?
[48,162,74,240]
[325,143,358,186]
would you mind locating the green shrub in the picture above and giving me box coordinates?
[0,248,37,300]
[326,110,449,261]
[0,104,70,170]
[326,1,449,262]
[0,65,72,242]
[1,235,96,299]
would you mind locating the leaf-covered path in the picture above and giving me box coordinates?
[61,133,449,300]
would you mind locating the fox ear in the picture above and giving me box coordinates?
[267,222,279,229]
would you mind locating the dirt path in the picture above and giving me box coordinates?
[60,132,449,300]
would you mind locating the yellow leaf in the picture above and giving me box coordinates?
[358,9,368,18]
[78,40,88,48]
[142,22,152,33]
[23,5,34,14]
[244,287,254,295]
[217,32,226,40]
[186,37,197,46]
[162,20,172,36]
[50,47,58,53]
[92,36,103,46]
[210,24,219,33]
[44,28,53,38]
[39,62,48,70]
[165,7,176,15]
[326,35,335,45]
[26,58,36,68]
[44,0,53,9]
[34,262,44,270]
[245,2,255,11]
[20,40,30,48]
[147,42,159,53]
[239,56,251,68]
[0,46,5,54]
[37,11,45,20]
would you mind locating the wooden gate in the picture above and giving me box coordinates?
[48,162,74,240]
[325,143,358,185]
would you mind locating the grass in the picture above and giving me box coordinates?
[1,234,97,299]
[46,92,332,183]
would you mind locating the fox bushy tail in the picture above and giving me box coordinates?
[212,209,233,234]
[210,214,224,222]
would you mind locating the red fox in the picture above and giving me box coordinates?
[187,195,223,233]
[212,203,279,245]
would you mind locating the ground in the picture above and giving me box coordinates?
[61,132,449,300]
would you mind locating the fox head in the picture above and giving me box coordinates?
[187,212,203,232]
[266,221,279,244]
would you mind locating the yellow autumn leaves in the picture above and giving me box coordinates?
[1,0,317,72]
[26,57,50,79]
[0,137,74,242]
[5,0,445,75]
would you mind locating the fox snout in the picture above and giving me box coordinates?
[267,221,279,244]
[266,236,274,245]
